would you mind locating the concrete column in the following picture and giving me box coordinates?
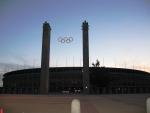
[82,21,90,94]
[40,21,51,94]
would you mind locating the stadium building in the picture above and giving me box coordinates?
[1,21,150,94]
[1,67,150,94]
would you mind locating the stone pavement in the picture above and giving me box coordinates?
[0,94,149,113]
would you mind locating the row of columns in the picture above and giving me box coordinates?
[1,87,150,94]
[91,87,150,94]
[0,88,39,94]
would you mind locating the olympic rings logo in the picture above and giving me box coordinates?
[57,36,73,43]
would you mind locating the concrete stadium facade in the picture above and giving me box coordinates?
[1,67,150,94]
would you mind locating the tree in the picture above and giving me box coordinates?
[92,59,100,67]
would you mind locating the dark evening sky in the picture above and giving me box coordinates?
[0,0,150,72]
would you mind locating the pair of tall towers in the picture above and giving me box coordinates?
[40,21,90,94]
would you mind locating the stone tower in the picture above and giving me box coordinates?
[82,21,90,94]
[40,21,51,94]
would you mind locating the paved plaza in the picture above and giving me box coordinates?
[0,94,149,113]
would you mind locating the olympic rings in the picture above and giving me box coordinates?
[57,36,73,43]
